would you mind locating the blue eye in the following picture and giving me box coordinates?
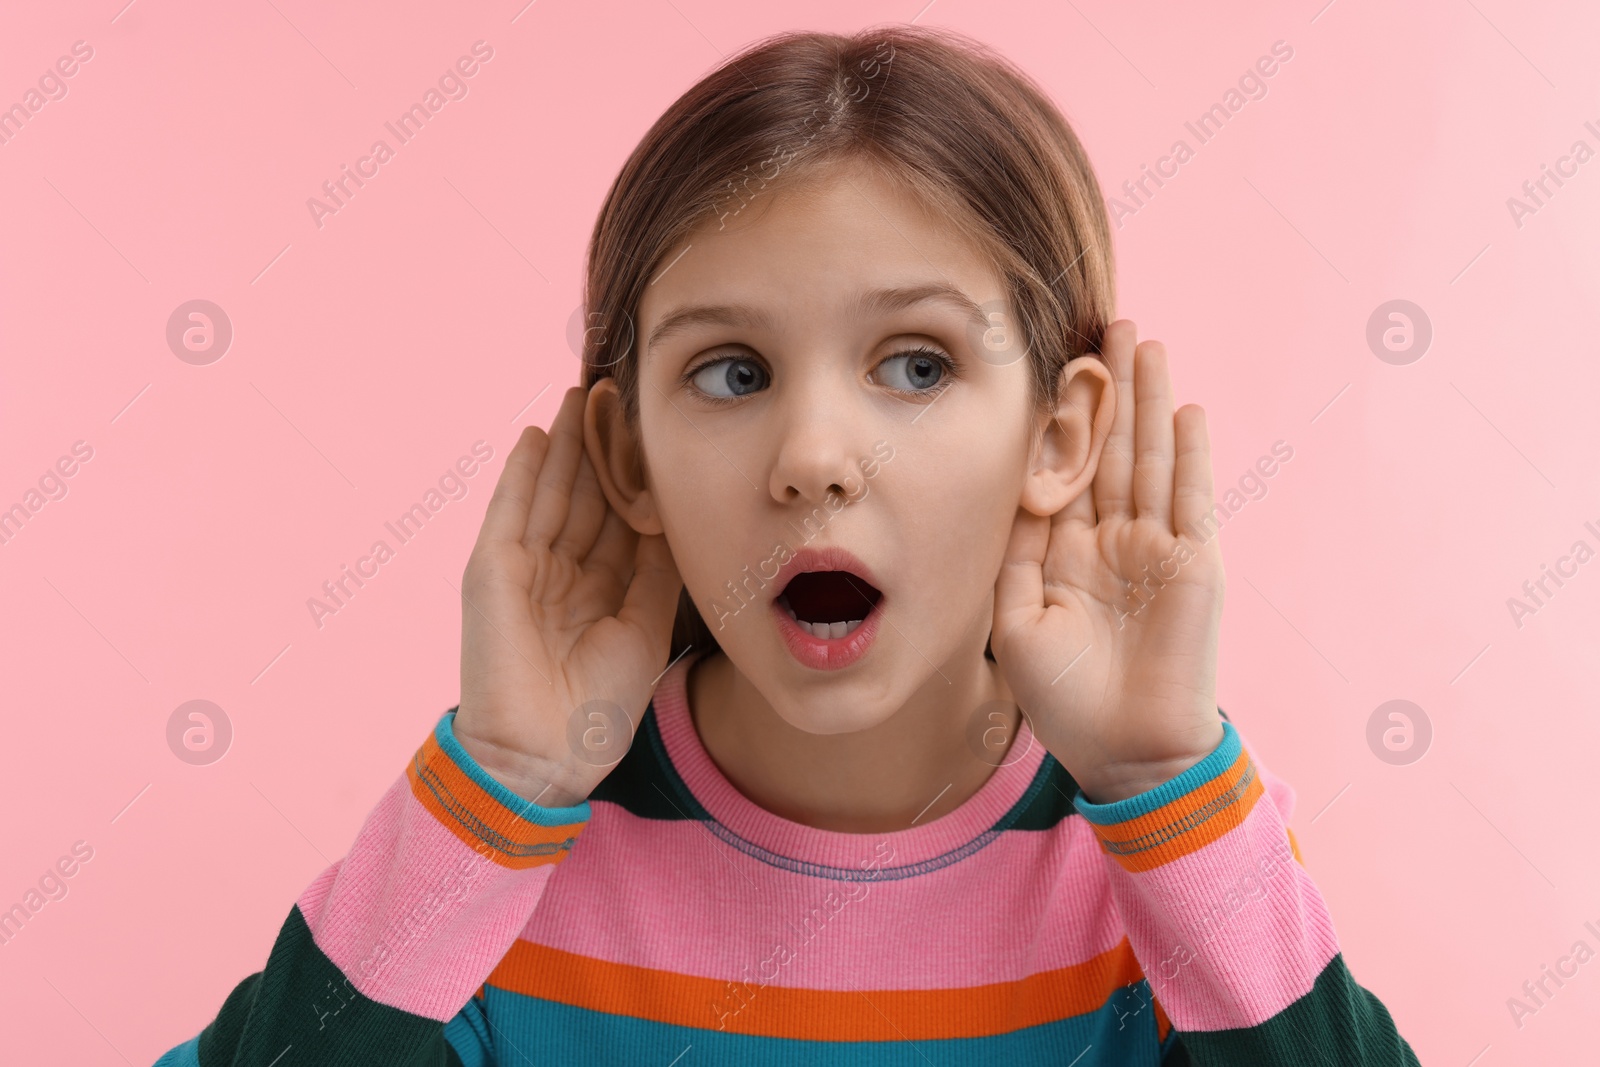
[683,346,956,404]
[690,357,769,399]
[877,347,950,392]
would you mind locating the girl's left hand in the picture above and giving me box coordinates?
[990,320,1226,803]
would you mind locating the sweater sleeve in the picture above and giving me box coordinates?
[1070,716,1420,1066]
[151,709,591,1067]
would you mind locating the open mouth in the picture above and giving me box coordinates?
[775,570,884,640]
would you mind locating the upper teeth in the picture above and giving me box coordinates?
[779,596,865,639]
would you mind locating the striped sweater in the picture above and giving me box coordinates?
[154,650,1418,1065]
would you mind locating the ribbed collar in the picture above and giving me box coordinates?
[648,648,1050,878]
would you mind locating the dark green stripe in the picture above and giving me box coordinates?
[194,903,466,1067]
[588,706,715,820]
[1160,1028,1195,1064]
[1167,952,1419,1065]
[589,703,1232,834]
[591,702,1091,832]
[996,755,1080,831]
[1004,705,1231,833]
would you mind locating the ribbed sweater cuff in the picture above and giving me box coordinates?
[409,711,593,869]
[1071,721,1259,872]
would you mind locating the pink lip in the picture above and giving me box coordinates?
[771,546,883,598]
[770,546,886,671]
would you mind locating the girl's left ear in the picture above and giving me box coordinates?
[585,378,666,536]
[1019,355,1115,517]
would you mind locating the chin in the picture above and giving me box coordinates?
[771,698,895,737]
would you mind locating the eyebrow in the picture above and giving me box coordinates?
[644,282,990,356]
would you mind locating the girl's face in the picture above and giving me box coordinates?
[594,157,1060,734]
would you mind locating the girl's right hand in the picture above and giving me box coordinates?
[453,386,684,806]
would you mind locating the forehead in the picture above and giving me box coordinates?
[637,159,1005,341]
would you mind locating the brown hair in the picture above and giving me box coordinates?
[578,24,1116,659]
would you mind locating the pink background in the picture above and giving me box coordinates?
[2,0,1597,1062]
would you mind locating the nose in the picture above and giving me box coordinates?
[768,385,871,508]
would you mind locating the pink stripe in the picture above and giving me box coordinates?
[1101,759,1339,1031]
[297,775,560,1021]
[520,803,1127,988]
[1254,747,1299,830]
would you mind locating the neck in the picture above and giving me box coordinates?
[685,642,1019,834]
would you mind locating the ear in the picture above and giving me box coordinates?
[1019,355,1115,517]
[584,377,664,536]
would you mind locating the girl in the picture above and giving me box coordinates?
[157,26,1417,1066]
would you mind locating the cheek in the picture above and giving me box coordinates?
[912,429,1024,504]
[656,465,734,547]
[641,415,728,520]
[898,449,1022,567]
[649,451,755,589]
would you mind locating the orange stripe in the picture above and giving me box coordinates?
[406,732,585,870]
[1153,992,1171,1041]
[488,938,1152,1040]
[1286,825,1303,864]
[1087,749,1263,873]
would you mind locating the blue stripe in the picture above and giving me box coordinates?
[433,711,593,827]
[150,1035,201,1067]
[1072,721,1239,826]
[443,991,496,1067]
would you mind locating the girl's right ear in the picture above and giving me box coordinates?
[584,378,665,536]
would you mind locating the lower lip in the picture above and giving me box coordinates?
[772,596,885,671]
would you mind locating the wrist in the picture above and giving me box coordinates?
[453,729,593,808]
[1072,721,1226,804]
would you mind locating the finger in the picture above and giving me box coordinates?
[1060,471,1096,528]
[992,505,1050,640]
[616,531,684,654]
[582,495,640,595]
[478,425,551,547]
[1172,404,1216,539]
[551,447,609,560]
[1132,339,1176,530]
[1031,501,1088,608]
[525,387,589,550]
[1092,319,1138,521]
